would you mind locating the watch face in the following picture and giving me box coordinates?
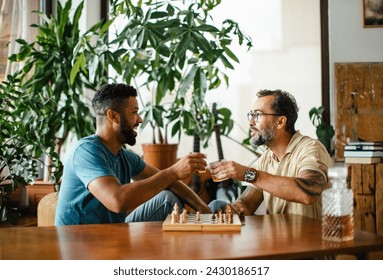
[245,170,256,182]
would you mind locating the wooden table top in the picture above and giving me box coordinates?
[1,214,383,260]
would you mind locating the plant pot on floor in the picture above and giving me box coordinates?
[8,182,29,211]
[0,181,29,223]
[142,144,178,170]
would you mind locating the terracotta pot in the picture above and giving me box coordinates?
[142,143,178,170]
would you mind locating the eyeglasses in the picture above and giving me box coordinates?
[247,111,281,123]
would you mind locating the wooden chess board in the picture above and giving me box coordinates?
[162,213,242,232]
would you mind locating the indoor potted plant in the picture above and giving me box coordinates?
[0,75,61,224]
[8,0,106,181]
[3,0,111,222]
[106,0,253,168]
[309,106,335,157]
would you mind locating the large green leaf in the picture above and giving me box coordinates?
[70,52,85,84]
[178,65,198,98]
[194,24,220,33]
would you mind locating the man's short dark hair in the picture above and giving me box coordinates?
[92,83,137,115]
[257,89,298,134]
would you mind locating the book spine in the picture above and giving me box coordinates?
[345,145,383,151]
[345,157,382,164]
[344,151,383,157]
[348,142,383,146]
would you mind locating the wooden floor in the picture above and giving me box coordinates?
[337,251,383,260]
[0,213,37,228]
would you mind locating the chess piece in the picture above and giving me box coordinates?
[181,208,188,223]
[171,212,176,224]
[174,203,179,215]
[172,203,180,222]
[217,209,222,222]
[225,204,232,215]
[228,214,233,224]
[219,213,224,224]
[196,211,201,222]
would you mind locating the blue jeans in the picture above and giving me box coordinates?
[208,199,229,213]
[125,190,183,222]
[216,185,238,203]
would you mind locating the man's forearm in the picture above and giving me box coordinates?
[234,185,263,215]
[168,181,210,213]
[252,170,326,205]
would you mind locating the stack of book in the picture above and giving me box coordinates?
[344,141,383,164]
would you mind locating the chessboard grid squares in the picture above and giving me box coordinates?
[162,213,242,232]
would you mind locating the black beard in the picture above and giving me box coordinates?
[119,119,136,146]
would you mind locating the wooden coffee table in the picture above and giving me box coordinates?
[1,214,383,260]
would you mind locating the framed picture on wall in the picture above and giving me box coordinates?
[363,0,383,27]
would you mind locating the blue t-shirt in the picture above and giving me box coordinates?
[55,135,145,225]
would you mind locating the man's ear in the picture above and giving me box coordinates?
[106,109,120,124]
[277,115,287,129]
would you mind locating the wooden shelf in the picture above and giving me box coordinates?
[26,181,56,214]
[347,163,383,259]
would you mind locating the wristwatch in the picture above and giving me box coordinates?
[244,169,257,182]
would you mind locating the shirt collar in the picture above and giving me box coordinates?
[285,131,303,154]
[267,131,303,162]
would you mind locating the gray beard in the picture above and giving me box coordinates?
[250,125,275,147]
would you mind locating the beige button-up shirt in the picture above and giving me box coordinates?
[253,131,333,220]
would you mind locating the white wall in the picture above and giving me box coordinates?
[67,0,101,32]
[328,0,383,124]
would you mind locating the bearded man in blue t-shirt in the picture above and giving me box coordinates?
[55,84,210,225]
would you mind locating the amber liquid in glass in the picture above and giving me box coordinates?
[322,214,354,242]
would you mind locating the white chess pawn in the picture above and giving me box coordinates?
[171,212,176,224]
[196,211,201,222]
[174,203,179,213]
[181,209,188,223]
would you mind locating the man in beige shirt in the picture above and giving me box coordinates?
[209,89,332,220]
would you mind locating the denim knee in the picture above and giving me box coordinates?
[208,199,229,212]
[159,190,183,212]
[125,190,185,223]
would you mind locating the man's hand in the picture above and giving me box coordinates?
[168,152,207,180]
[209,160,248,182]
[230,202,251,216]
